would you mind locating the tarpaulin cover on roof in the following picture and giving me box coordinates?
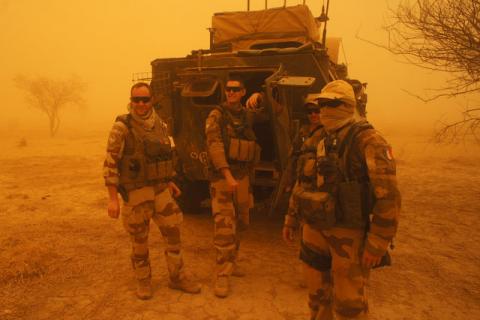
[212,5,320,51]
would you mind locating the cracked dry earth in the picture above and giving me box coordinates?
[0,132,479,320]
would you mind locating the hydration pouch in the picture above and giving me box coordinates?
[337,181,367,228]
[296,190,336,229]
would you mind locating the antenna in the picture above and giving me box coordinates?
[283,0,287,7]
[265,0,268,9]
[247,0,250,11]
[322,0,330,47]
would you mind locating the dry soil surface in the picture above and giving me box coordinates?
[0,132,479,320]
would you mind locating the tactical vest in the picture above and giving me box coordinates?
[296,121,375,229]
[215,105,259,163]
[117,114,174,192]
[296,125,326,188]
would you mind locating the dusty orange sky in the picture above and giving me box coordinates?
[0,0,476,137]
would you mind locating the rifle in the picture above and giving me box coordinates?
[269,120,302,216]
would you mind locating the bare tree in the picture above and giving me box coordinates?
[434,107,480,143]
[14,75,87,137]
[357,0,480,141]
[383,0,480,99]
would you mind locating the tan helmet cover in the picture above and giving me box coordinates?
[317,80,356,108]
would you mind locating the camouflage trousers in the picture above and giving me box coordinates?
[301,224,369,320]
[209,175,252,276]
[121,185,185,282]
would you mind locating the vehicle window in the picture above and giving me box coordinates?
[181,77,221,106]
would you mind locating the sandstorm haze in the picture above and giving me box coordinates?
[1,2,480,319]
[0,0,475,137]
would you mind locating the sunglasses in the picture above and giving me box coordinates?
[225,86,243,93]
[308,109,320,114]
[130,96,151,103]
[319,99,343,108]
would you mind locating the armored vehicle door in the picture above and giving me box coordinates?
[264,69,315,214]
[264,69,315,169]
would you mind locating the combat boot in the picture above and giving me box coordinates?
[214,275,230,298]
[168,273,201,294]
[232,263,246,277]
[136,278,153,300]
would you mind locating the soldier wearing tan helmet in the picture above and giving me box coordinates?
[283,80,401,319]
[103,82,201,300]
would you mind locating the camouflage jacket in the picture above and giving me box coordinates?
[205,102,256,180]
[285,121,401,256]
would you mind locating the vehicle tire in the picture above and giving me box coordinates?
[174,178,210,214]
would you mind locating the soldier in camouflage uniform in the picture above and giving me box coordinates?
[104,82,200,300]
[205,77,258,298]
[283,80,401,319]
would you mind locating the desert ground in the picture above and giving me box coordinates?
[0,130,479,320]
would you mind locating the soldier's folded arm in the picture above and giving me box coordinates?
[364,136,401,257]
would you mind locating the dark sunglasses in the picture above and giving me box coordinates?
[130,96,151,103]
[225,86,243,93]
[308,109,320,114]
[319,99,343,108]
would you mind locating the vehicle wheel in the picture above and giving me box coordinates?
[174,178,210,214]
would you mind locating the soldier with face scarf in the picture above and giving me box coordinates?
[283,80,401,320]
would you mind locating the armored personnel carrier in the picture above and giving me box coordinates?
[144,3,366,213]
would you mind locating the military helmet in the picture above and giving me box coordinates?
[316,80,356,107]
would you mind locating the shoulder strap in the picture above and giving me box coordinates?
[115,114,132,129]
[308,125,324,139]
[210,105,230,154]
[339,121,374,181]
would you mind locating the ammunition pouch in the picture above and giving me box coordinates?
[119,156,174,192]
[227,138,260,163]
[296,190,336,229]
[145,159,174,181]
[144,138,172,160]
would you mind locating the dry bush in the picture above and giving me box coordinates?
[0,236,60,284]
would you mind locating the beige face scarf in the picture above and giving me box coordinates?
[319,103,355,132]
[129,104,156,130]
